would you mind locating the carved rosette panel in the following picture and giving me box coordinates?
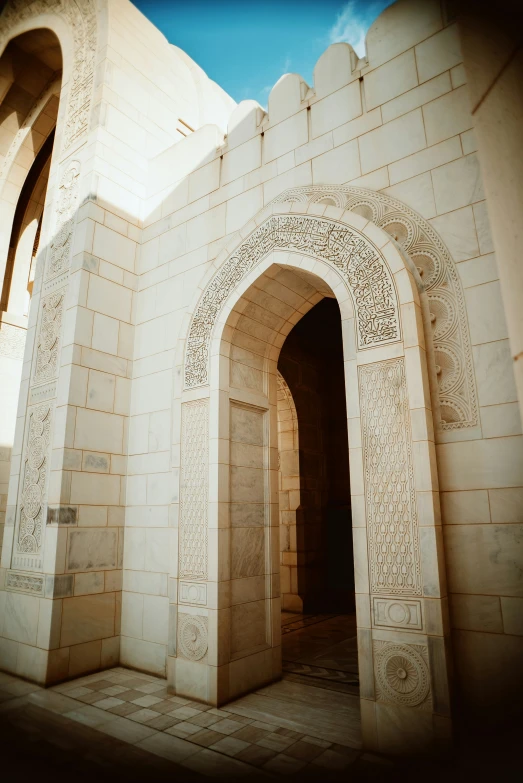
[0,0,97,152]
[359,359,422,596]
[374,640,432,709]
[178,613,208,661]
[273,186,478,432]
[179,399,209,580]
[185,215,399,388]
[16,403,52,557]
[0,323,26,359]
[33,290,64,385]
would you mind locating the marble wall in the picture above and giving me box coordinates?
[0,0,522,756]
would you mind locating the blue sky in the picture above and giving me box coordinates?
[132,0,394,106]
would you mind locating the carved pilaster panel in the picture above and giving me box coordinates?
[179,399,209,580]
[12,402,52,567]
[359,358,422,596]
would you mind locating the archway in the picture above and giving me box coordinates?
[0,27,63,563]
[172,202,452,754]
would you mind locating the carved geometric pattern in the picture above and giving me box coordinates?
[47,159,81,281]
[179,582,208,606]
[274,186,478,432]
[374,640,431,709]
[0,0,97,152]
[185,215,399,388]
[179,399,209,580]
[178,613,208,661]
[5,571,44,594]
[33,290,64,385]
[16,404,52,555]
[372,597,423,630]
[0,323,26,359]
[359,359,422,596]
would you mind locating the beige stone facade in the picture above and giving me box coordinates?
[0,0,522,758]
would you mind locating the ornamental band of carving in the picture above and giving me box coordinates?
[358,358,422,596]
[1,0,97,153]
[179,399,209,580]
[274,186,478,432]
[16,403,52,556]
[33,290,64,385]
[47,159,81,282]
[6,570,44,594]
[185,215,399,388]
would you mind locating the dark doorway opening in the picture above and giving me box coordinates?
[278,297,354,615]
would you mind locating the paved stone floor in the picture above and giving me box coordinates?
[1,613,519,781]
[0,613,377,781]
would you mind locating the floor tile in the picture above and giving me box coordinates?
[64,686,92,698]
[301,734,331,748]
[131,694,163,708]
[107,702,142,717]
[128,708,160,724]
[134,682,168,694]
[189,729,225,747]
[187,711,222,728]
[1,681,41,697]
[257,733,297,752]
[236,743,277,767]
[263,752,307,775]
[96,716,158,743]
[211,718,247,735]
[136,731,200,763]
[166,721,202,738]
[169,706,202,720]
[64,705,118,728]
[145,714,181,731]
[282,739,325,761]
[115,689,149,702]
[181,748,260,778]
[230,724,270,743]
[94,697,125,710]
[100,685,128,696]
[26,691,80,715]
[209,735,250,757]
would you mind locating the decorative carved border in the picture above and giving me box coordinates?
[184,214,400,388]
[0,0,97,154]
[273,186,478,432]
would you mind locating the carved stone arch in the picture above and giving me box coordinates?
[174,203,452,751]
[184,208,401,390]
[272,186,478,434]
[0,0,98,156]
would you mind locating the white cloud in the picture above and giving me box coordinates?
[328,0,394,58]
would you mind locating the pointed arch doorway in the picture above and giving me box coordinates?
[171,203,452,754]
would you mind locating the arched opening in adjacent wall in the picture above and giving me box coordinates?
[0,28,61,559]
